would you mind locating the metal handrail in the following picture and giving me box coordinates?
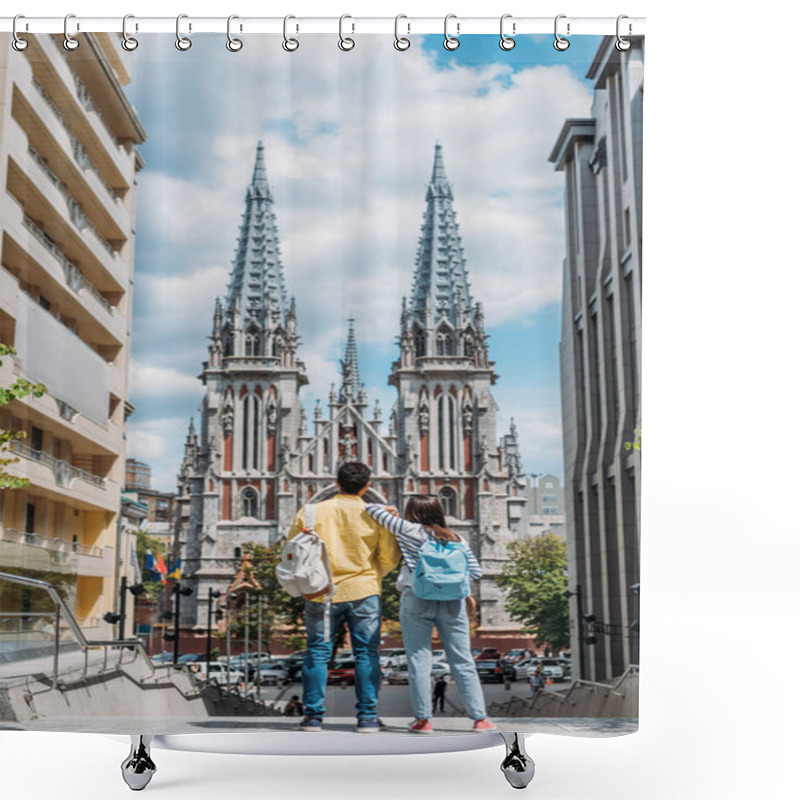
[0,571,154,688]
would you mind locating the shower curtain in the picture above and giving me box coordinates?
[0,26,642,739]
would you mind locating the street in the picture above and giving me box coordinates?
[246,677,565,719]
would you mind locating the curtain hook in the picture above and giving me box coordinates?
[554,14,570,51]
[64,13,79,51]
[499,14,515,51]
[394,14,410,51]
[227,15,243,51]
[175,14,192,51]
[615,15,632,51]
[283,15,299,52]
[12,15,29,51]
[444,14,460,51]
[338,14,355,51]
[121,14,138,51]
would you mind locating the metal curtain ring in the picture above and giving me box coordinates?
[64,14,79,50]
[444,14,459,51]
[12,15,28,51]
[394,15,410,51]
[616,15,631,51]
[499,14,515,51]
[339,15,355,51]
[121,14,138,51]
[176,14,192,51]
[283,15,299,52]
[554,14,570,51]
[226,15,243,51]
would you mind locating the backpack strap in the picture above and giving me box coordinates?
[304,503,336,641]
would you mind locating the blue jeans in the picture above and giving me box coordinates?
[302,594,381,719]
[399,592,487,720]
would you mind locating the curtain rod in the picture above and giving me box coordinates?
[1,16,646,37]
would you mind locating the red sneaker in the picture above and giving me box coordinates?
[472,718,497,732]
[408,718,434,734]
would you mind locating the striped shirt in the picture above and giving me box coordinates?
[364,504,482,588]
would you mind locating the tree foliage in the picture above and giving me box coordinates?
[0,344,47,489]
[496,533,570,652]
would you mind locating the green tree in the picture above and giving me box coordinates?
[496,533,570,652]
[0,344,47,489]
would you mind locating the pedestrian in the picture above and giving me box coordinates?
[291,462,401,734]
[432,675,447,713]
[529,667,545,698]
[283,695,302,716]
[365,496,497,734]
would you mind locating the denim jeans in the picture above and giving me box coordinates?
[399,592,487,720]
[302,594,382,719]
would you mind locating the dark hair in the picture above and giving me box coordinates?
[337,461,371,495]
[403,494,457,540]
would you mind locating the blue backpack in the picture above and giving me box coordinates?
[412,537,471,601]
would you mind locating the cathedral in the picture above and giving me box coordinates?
[174,142,530,636]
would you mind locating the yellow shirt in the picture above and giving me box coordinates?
[288,494,401,603]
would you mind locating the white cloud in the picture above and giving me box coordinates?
[126,35,593,488]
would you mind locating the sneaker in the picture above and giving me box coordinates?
[299,717,323,732]
[356,718,382,734]
[408,718,434,734]
[472,718,497,732]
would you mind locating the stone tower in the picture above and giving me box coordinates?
[390,143,527,632]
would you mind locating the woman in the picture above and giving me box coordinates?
[365,495,496,733]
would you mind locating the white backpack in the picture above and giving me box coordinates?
[275,505,336,640]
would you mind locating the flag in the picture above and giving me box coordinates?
[168,558,182,581]
[155,553,168,583]
[144,548,155,572]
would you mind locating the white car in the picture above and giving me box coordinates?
[432,649,447,663]
[430,662,451,681]
[257,662,289,685]
[525,658,565,683]
[190,661,245,685]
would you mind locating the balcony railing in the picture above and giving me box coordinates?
[8,439,106,489]
[21,212,114,314]
[1,527,103,558]
[30,76,118,204]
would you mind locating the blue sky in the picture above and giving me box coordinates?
[124,34,602,491]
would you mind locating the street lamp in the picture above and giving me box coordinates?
[206,589,222,668]
[562,585,587,679]
[171,582,194,664]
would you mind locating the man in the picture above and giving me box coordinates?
[289,461,401,733]
[432,675,447,713]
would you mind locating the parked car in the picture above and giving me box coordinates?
[283,651,306,681]
[386,664,410,684]
[382,648,407,669]
[504,648,533,664]
[257,662,289,685]
[513,657,539,681]
[177,653,202,665]
[431,649,446,663]
[527,657,565,683]
[475,659,509,683]
[190,661,246,685]
[149,651,173,664]
[474,647,502,661]
[327,659,356,685]
[430,662,451,681]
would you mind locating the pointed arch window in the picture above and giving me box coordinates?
[241,488,258,518]
[413,327,426,358]
[436,393,457,470]
[245,332,261,357]
[436,327,455,356]
[439,486,457,518]
[241,394,261,470]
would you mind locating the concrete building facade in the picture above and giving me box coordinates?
[549,37,643,681]
[0,34,145,639]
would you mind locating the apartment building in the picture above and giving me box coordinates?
[0,33,145,638]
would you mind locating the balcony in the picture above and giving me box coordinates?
[0,527,79,575]
[34,35,134,187]
[9,439,106,490]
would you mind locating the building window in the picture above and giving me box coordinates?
[414,327,426,358]
[439,486,457,518]
[234,546,242,559]
[241,488,258,518]
[436,329,455,356]
[436,393,457,470]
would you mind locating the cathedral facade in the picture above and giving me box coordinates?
[175,142,529,635]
